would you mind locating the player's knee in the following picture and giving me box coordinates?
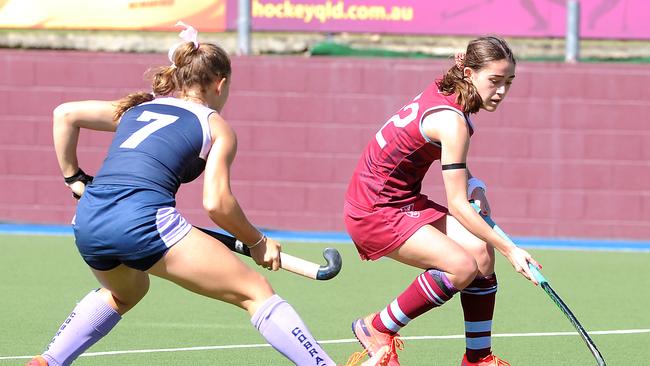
[452,254,479,289]
[473,245,495,273]
[118,277,150,308]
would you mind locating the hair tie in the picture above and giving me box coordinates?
[455,52,466,70]
[167,21,200,66]
[176,21,199,49]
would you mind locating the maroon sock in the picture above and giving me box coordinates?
[373,269,458,334]
[461,274,498,362]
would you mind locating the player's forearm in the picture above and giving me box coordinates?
[204,193,263,246]
[53,101,119,177]
[52,104,82,177]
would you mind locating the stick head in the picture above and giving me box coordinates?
[316,247,342,280]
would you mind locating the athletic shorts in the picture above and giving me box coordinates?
[73,185,192,271]
[344,197,448,260]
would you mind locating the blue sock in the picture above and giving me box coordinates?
[43,289,121,366]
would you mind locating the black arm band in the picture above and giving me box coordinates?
[64,168,94,185]
[441,163,467,171]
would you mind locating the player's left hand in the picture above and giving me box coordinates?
[469,188,491,216]
[250,236,282,271]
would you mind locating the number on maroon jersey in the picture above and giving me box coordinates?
[375,93,422,148]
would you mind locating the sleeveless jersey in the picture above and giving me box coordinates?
[73,98,215,268]
[93,97,214,195]
[346,82,474,210]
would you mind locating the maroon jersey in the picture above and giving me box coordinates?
[346,82,474,210]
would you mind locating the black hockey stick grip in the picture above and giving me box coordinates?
[196,227,342,281]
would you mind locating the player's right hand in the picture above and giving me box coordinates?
[67,180,87,200]
[250,236,282,271]
[504,246,540,285]
[63,168,94,200]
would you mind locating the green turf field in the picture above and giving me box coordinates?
[1,235,648,365]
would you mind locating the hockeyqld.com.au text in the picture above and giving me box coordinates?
[252,0,414,23]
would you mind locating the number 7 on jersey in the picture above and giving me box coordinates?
[120,111,179,149]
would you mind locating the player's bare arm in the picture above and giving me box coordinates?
[203,113,281,270]
[422,110,538,282]
[52,100,119,197]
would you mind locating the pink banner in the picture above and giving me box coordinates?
[226,0,650,40]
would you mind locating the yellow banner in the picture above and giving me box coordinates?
[0,0,226,31]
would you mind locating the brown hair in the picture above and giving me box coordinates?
[114,42,232,120]
[436,36,516,114]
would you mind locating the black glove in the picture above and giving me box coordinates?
[64,168,94,199]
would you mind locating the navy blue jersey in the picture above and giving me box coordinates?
[93,97,214,194]
[73,98,215,270]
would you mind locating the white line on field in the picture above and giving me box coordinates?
[2,328,649,360]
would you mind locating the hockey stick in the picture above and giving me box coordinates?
[196,227,342,281]
[470,202,607,366]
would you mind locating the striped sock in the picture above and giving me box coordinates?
[461,274,498,362]
[372,269,458,334]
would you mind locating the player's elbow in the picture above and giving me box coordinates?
[447,198,466,219]
[448,205,461,220]
[203,197,223,216]
[203,193,232,218]
[53,103,75,127]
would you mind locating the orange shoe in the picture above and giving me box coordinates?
[344,345,391,366]
[25,356,48,366]
[352,313,403,366]
[461,353,511,366]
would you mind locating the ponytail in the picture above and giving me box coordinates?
[113,65,176,120]
[113,92,154,121]
[113,40,231,120]
[436,66,483,114]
